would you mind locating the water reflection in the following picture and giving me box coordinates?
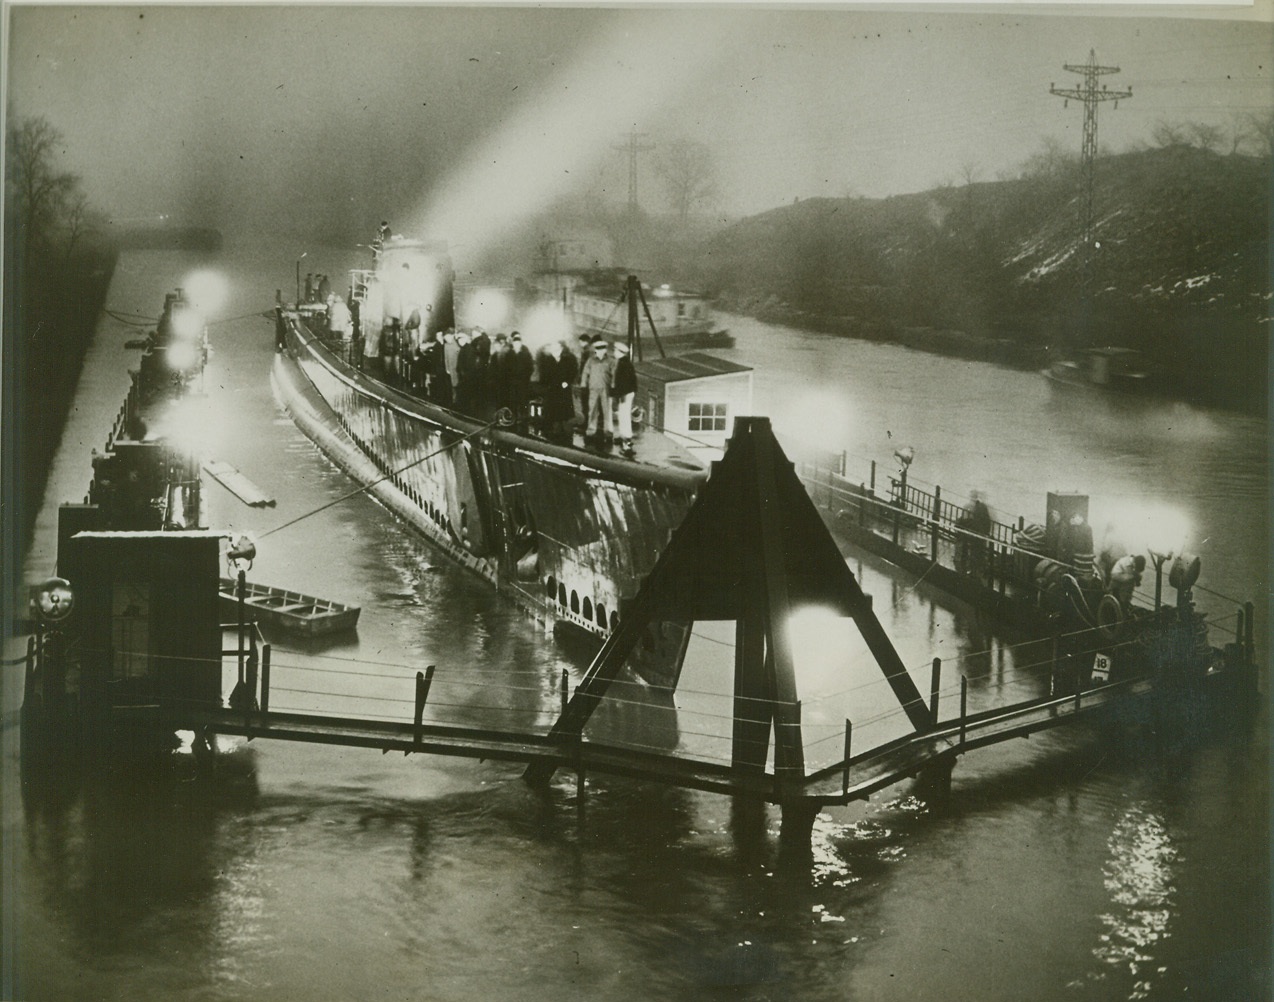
[21,765,257,958]
[1090,803,1178,999]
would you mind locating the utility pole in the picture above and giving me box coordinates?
[614,130,654,216]
[1050,50,1132,305]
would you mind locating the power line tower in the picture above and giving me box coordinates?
[614,130,655,216]
[1050,50,1132,301]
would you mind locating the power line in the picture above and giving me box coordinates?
[1050,49,1133,306]
[613,130,655,215]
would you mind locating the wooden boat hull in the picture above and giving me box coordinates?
[219,577,361,636]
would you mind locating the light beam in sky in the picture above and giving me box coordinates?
[410,12,760,265]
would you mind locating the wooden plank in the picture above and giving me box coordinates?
[203,459,276,507]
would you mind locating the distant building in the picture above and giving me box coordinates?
[634,352,753,461]
[534,234,613,275]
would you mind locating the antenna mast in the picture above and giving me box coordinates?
[614,130,655,216]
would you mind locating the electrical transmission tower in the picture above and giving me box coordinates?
[1050,50,1132,299]
[614,131,654,216]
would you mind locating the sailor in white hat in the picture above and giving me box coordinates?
[580,338,615,447]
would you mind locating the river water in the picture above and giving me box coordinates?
[4,241,1268,1001]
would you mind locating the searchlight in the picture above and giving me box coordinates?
[30,577,75,623]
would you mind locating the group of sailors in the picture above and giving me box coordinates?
[312,294,639,457]
[302,273,334,305]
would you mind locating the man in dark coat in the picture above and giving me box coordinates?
[487,334,512,419]
[536,341,574,442]
[455,332,477,413]
[423,335,452,406]
[509,332,534,433]
[471,331,492,411]
[612,342,638,457]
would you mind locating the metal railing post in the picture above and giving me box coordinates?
[842,718,852,796]
[245,646,259,727]
[23,636,36,705]
[959,675,968,747]
[236,569,247,686]
[929,657,942,727]
[414,666,435,745]
[260,643,271,713]
[574,685,586,812]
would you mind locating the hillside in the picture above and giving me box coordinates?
[688,147,1269,412]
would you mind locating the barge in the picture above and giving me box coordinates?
[522,236,733,355]
[791,447,1257,697]
[1043,346,1152,397]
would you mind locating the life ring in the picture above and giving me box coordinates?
[631,405,644,427]
[1096,593,1124,642]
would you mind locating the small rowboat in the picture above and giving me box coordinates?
[219,577,360,636]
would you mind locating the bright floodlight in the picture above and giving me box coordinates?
[773,390,854,457]
[517,303,574,348]
[169,306,205,342]
[166,340,201,372]
[463,287,512,331]
[1100,499,1191,557]
[155,395,221,457]
[182,269,228,314]
[786,605,853,684]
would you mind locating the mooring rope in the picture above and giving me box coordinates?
[258,416,503,540]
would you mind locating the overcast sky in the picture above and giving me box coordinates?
[6,5,1271,258]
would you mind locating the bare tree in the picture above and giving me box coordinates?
[1020,136,1078,180]
[1186,121,1224,153]
[60,190,100,269]
[1227,112,1250,155]
[654,138,718,222]
[1239,109,1273,157]
[1151,120,1189,148]
[6,114,81,261]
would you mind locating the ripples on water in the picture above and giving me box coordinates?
[1091,803,1178,1000]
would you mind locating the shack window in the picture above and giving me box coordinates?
[688,402,728,433]
[112,581,151,681]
